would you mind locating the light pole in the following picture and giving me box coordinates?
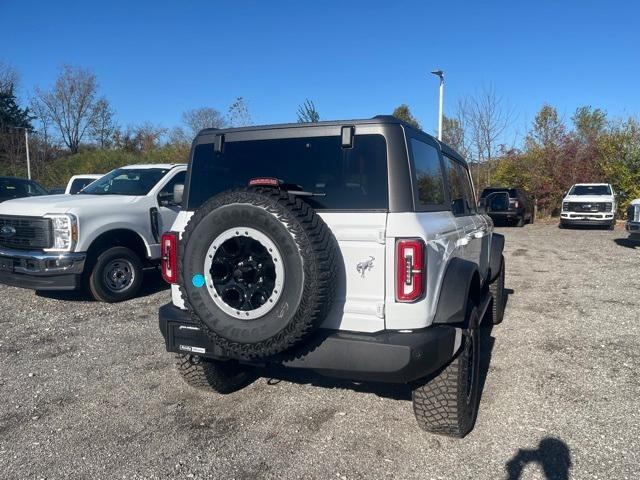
[431,69,444,141]
[7,126,31,179]
[24,128,31,180]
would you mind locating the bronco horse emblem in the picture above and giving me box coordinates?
[356,256,375,278]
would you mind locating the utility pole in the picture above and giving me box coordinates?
[431,70,444,141]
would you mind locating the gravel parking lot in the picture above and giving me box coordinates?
[1,223,638,480]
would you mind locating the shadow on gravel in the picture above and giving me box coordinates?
[36,268,169,302]
[614,238,640,249]
[262,366,413,401]
[505,437,572,479]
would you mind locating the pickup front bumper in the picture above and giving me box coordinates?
[0,247,86,290]
[626,221,640,235]
[560,212,614,226]
[159,303,462,383]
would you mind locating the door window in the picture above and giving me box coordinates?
[443,156,468,215]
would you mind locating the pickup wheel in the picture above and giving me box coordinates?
[88,246,143,302]
[175,354,255,393]
[516,216,525,227]
[412,304,480,438]
[488,255,505,325]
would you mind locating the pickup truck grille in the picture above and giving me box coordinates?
[0,216,53,250]
[565,202,611,213]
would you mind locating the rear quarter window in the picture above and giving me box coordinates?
[186,134,388,210]
[410,138,445,207]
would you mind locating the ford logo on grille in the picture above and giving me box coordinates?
[0,225,16,237]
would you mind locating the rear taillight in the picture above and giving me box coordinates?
[161,232,178,284]
[396,238,425,302]
[510,199,521,208]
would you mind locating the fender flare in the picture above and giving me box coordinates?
[433,257,480,327]
[489,233,505,282]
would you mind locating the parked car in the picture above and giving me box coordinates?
[0,176,48,202]
[626,199,640,239]
[0,164,187,302]
[479,187,535,226]
[560,183,616,229]
[65,174,102,194]
[158,116,506,438]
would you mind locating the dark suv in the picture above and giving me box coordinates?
[480,187,535,227]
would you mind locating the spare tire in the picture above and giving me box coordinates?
[179,187,338,358]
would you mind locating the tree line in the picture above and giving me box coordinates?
[393,88,640,217]
[2,60,638,216]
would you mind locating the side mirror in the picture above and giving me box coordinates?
[173,183,184,205]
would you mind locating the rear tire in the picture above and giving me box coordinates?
[175,354,255,394]
[88,246,143,302]
[516,216,525,227]
[412,305,480,438]
[488,255,505,325]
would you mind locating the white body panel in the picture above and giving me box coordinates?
[169,208,489,333]
[0,164,187,259]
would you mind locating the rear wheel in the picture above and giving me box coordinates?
[516,216,525,227]
[412,304,480,438]
[88,246,143,302]
[175,354,256,393]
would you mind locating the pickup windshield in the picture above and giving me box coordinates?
[82,168,169,196]
[186,135,388,210]
[569,185,611,196]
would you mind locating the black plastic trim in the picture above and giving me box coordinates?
[0,271,79,290]
[158,303,459,383]
[489,233,505,282]
[432,258,481,326]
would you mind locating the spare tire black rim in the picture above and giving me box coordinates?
[203,227,284,320]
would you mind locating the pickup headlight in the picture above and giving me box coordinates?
[604,202,612,211]
[44,214,78,252]
[562,202,569,211]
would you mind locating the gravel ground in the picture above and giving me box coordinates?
[0,223,639,480]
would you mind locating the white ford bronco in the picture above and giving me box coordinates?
[158,117,506,437]
[560,183,617,229]
[0,164,186,302]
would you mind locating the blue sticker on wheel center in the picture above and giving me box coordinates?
[192,274,206,288]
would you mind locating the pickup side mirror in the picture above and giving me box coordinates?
[158,183,184,207]
[173,183,184,205]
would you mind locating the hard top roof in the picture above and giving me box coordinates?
[196,115,467,165]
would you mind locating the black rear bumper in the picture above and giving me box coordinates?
[159,303,460,383]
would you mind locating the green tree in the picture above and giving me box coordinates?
[392,104,421,129]
[572,106,607,141]
[442,115,466,156]
[297,99,320,123]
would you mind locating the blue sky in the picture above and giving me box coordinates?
[1,0,639,144]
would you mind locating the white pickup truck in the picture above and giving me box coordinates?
[0,163,187,302]
[560,183,617,229]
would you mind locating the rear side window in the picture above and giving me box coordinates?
[70,178,94,194]
[187,135,388,210]
[410,139,445,206]
[443,156,475,215]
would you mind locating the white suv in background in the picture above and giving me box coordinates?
[560,183,617,230]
